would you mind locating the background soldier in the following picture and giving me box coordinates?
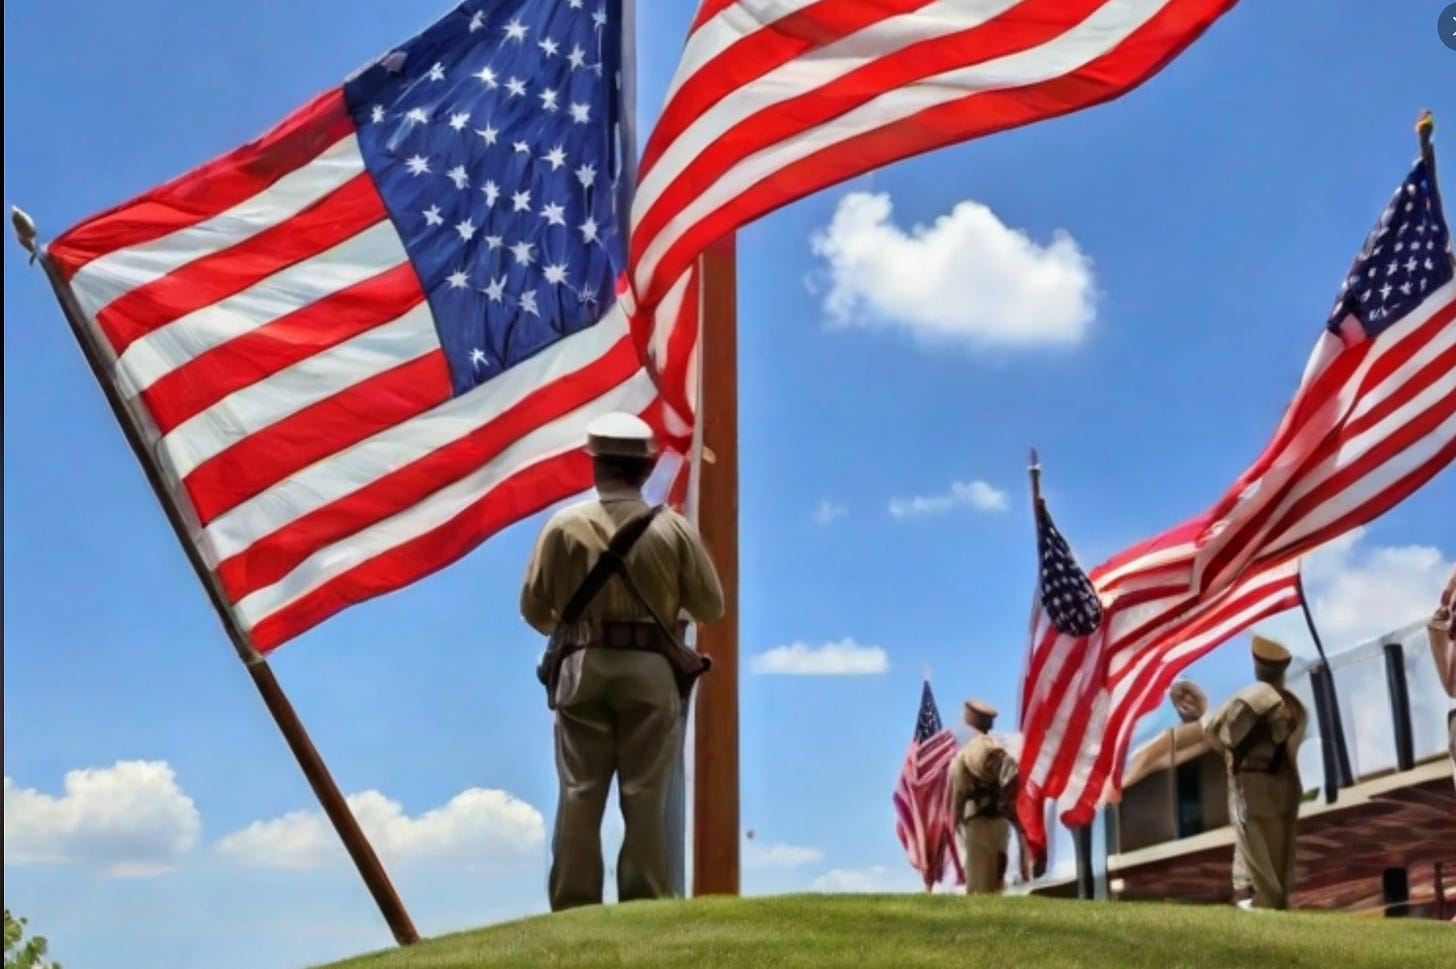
[520,413,724,912]
[949,699,1020,894]
[1205,636,1308,911]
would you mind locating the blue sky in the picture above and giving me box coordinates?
[4,2,1455,968]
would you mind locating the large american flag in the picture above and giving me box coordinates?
[892,680,964,891]
[624,0,1244,433]
[1016,145,1456,866]
[40,1,681,652]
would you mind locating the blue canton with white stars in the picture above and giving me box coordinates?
[343,0,627,396]
[913,681,945,743]
[1328,157,1454,340]
[1036,501,1103,638]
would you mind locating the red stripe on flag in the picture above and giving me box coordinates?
[638,0,939,179]
[141,266,425,435]
[214,335,643,602]
[94,174,389,354]
[183,351,453,524]
[47,90,355,276]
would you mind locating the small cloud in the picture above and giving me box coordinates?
[813,500,848,525]
[809,865,926,893]
[216,787,545,871]
[3,760,201,877]
[749,638,889,676]
[809,191,1095,348]
[745,841,824,869]
[889,480,1008,519]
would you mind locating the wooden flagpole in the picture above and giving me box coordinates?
[12,208,419,947]
[693,231,741,895]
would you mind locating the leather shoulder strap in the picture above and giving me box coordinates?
[558,504,665,626]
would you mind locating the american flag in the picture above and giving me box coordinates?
[39,1,681,652]
[624,0,1243,434]
[1016,143,1456,867]
[892,680,964,891]
[1034,496,1103,638]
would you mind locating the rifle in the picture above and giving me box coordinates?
[535,505,712,709]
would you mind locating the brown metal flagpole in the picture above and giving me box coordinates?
[11,207,420,947]
[693,232,741,896]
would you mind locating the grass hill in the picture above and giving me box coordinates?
[314,894,1450,969]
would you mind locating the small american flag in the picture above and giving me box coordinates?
[892,680,963,892]
[1034,498,1103,638]
[41,1,669,652]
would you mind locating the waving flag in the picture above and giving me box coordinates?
[1017,133,1455,867]
[1034,496,1104,638]
[626,0,1244,428]
[893,680,964,891]
[38,0,665,652]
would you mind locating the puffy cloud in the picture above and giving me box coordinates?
[749,638,889,676]
[216,787,544,871]
[813,500,848,525]
[1254,527,1453,654]
[744,841,824,869]
[3,760,200,877]
[808,191,1095,347]
[889,480,1008,518]
[1298,528,1452,648]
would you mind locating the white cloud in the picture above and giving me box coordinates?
[808,191,1095,347]
[889,480,1008,518]
[809,865,928,893]
[3,760,200,877]
[749,638,889,676]
[744,841,824,869]
[813,500,848,525]
[1254,527,1453,653]
[216,787,545,871]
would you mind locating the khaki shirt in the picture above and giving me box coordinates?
[950,734,1019,823]
[519,484,724,636]
[1205,683,1308,775]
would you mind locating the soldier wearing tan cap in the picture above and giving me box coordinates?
[949,699,1020,894]
[1205,635,1309,911]
[521,412,724,912]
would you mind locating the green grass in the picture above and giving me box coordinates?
[313,894,1451,969]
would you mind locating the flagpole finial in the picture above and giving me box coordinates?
[1028,446,1043,504]
[11,206,38,263]
[922,663,931,682]
[1417,109,1434,139]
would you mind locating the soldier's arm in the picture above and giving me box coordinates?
[675,520,725,622]
[520,522,565,635]
[948,756,970,825]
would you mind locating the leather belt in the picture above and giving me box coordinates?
[593,620,667,651]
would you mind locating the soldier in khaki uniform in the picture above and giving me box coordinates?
[949,699,1020,894]
[1204,636,1308,911]
[520,413,724,912]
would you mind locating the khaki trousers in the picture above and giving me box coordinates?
[963,816,1010,895]
[549,648,682,912]
[1228,771,1301,910]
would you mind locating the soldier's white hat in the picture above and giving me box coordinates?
[584,412,658,459]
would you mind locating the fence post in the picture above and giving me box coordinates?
[1382,642,1416,772]
[1308,663,1343,802]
